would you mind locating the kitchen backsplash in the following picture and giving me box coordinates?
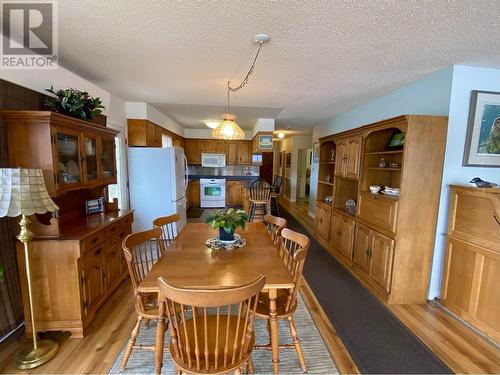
[188,165,260,176]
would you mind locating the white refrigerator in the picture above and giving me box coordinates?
[128,147,188,233]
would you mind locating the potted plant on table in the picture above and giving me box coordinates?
[205,208,248,241]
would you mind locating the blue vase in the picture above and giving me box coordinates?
[219,227,235,241]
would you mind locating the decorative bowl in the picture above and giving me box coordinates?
[369,185,381,193]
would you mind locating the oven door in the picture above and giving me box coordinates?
[202,184,224,201]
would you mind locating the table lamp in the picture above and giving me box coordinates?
[0,168,59,369]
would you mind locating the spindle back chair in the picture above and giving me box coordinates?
[263,214,287,247]
[153,213,180,247]
[157,275,266,374]
[248,179,271,222]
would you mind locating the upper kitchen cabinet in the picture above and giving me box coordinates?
[238,141,252,164]
[127,119,184,148]
[0,111,119,197]
[185,139,252,165]
[185,139,202,164]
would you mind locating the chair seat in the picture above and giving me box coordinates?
[249,199,269,204]
[254,289,296,318]
[136,292,160,319]
[171,315,254,373]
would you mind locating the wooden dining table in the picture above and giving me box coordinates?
[138,222,294,374]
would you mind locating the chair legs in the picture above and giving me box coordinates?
[288,315,307,373]
[249,203,269,222]
[271,197,280,216]
[121,315,144,370]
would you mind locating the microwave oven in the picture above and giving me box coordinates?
[201,153,226,167]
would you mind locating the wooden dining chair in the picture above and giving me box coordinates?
[248,179,271,222]
[254,228,310,373]
[263,214,287,247]
[270,176,283,216]
[120,227,168,371]
[153,213,180,248]
[155,275,266,375]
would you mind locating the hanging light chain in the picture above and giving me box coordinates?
[228,41,264,92]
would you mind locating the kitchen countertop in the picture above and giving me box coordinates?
[188,175,259,181]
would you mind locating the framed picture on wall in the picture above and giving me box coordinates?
[286,152,291,168]
[279,152,283,167]
[258,134,273,150]
[312,142,320,164]
[463,90,500,167]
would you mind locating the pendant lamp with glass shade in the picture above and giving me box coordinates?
[212,33,270,140]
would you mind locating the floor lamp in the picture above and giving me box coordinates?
[0,168,59,369]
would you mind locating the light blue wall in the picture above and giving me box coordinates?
[429,65,500,298]
[311,65,500,300]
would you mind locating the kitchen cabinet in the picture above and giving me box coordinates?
[334,137,361,179]
[187,179,200,208]
[1,111,119,197]
[330,212,355,261]
[185,139,202,165]
[353,223,394,292]
[226,141,238,164]
[238,141,252,164]
[226,180,243,205]
[315,203,331,240]
[81,246,106,317]
[127,119,183,148]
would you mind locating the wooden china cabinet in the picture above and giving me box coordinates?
[0,110,133,338]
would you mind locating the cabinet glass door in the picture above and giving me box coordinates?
[84,135,99,182]
[56,130,82,186]
[101,137,116,181]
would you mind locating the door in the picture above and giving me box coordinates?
[81,249,105,316]
[226,181,242,205]
[226,142,238,164]
[103,243,121,291]
[329,213,342,251]
[315,204,331,240]
[259,152,274,184]
[339,216,355,260]
[213,140,225,153]
[54,127,83,189]
[201,140,213,153]
[345,137,361,179]
[146,121,155,146]
[353,223,371,273]
[188,180,200,208]
[369,231,395,292]
[82,133,100,184]
[100,136,117,183]
[334,141,346,177]
[238,141,251,164]
[185,139,201,164]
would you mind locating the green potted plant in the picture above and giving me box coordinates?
[205,208,248,241]
[45,86,105,121]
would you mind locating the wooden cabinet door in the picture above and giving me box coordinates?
[103,243,121,291]
[185,139,201,164]
[340,216,355,260]
[146,121,155,146]
[239,141,252,164]
[81,249,105,317]
[369,231,395,292]
[82,132,100,184]
[213,140,225,153]
[200,140,213,153]
[315,204,331,240]
[188,180,200,207]
[353,223,371,273]
[100,136,117,184]
[53,127,84,190]
[154,125,163,147]
[345,137,361,179]
[226,181,242,205]
[226,142,238,164]
[329,213,342,251]
[334,141,346,177]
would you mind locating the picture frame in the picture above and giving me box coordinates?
[258,134,273,150]
[286,152,291,168]
[279,152,283,167]
[463,90,500,167]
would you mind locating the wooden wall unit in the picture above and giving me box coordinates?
[440,186,500,342]
[127,119,184,148]
[184,139,252,165]
[17,211,133,338]
[316,115,448,304]
[0,111,118,198]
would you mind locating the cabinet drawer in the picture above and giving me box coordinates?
[104,222,120,238]
[114,224,132,245]
[120,213,133,228]
[358,192,398,233]
[82,231,105,253]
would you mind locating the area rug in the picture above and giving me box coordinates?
[109,295,338,374]
[279,204,452,374]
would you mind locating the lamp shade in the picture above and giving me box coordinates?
[0,168,58,217]
[212,113,245,140]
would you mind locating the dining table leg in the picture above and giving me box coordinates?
[155,300,167,375]
[268,288,280,375]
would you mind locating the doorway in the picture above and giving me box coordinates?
[297,148,312,201]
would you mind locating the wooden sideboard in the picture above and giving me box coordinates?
[17,211,133,338]
[315,115,448,304]
[440,185,500,342]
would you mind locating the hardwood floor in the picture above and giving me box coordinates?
[280,197,500,374]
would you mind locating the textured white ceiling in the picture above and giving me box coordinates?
[58,1,500,129]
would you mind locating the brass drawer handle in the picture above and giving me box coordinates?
[94,248,103,256]
[91,237,99,244]
[110,226,116,232]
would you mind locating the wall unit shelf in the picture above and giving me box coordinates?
[318,180,334,186]
[316,115,448,304]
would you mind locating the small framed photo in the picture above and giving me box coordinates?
[279,152,283,167]
[85,197,104,215]
[463,91,500,167]
[286,152,291,168]
[259,134,273,150]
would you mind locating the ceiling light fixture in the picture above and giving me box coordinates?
[212,33,270,140]
[204,120,220,129]
[277,132,285,139]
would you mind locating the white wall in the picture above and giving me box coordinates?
[252,118,275,136]
[428,65,500,298]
